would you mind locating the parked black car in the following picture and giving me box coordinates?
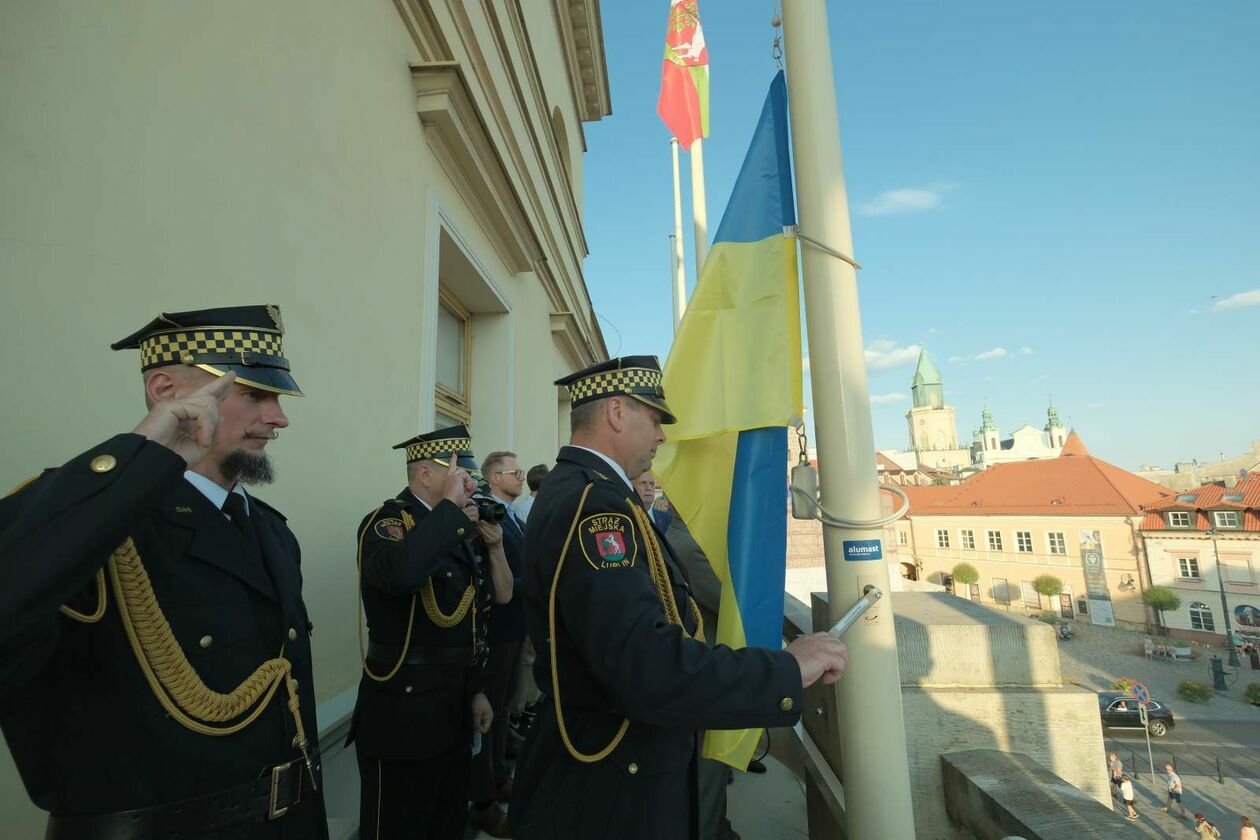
[1098,692,1176,737]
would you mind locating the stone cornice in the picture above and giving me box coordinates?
[553,0,611,123]
[411,61,543,274]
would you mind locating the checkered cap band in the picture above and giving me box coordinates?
[139,328,285,369]
[406,438,472,463]
[567,367,664,403]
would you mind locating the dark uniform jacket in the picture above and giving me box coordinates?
[347,488,487,761]
[509,446,803,840]
[0,434,327,839]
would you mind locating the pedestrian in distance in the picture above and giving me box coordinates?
[1241,816,1257,840]
[1195,813,1222,839]
[1162,763,1189,818]
[1107,752,1123,794]
[1119,774,1138,821]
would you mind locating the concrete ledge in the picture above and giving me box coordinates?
[941,750,1132,839]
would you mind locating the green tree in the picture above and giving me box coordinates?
[1032,574,1064,601]
[1143,585,1182,632]
[952,562,980,590]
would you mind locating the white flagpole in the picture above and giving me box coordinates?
[689,137,710,275]
[782,2,916,838]
[671,138,688,332]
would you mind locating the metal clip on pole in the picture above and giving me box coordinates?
[828,586,883,639]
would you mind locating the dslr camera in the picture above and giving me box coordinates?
[470,490,508,524]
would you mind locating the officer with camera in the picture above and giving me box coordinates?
[469,451,530,835]
[347,425,512,838]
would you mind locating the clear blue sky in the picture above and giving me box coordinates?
[580,1,1259,471]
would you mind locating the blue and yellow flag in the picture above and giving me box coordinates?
[654,71,803,770]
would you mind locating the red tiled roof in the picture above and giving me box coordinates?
[876,452,909,473]
[902,434,1172,517]
[1141,474,1260,531]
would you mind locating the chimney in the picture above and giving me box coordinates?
[1225,474,1239,489]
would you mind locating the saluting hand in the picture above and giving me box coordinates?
[470,692,493,734]
[786,633,849,688]
[132,372,236,468]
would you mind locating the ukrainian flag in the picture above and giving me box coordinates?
[654,71,803,770]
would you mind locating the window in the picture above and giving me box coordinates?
[960,529,976,550]
[1189,602,1215,632]
[987,530,1003,551]
[1167,511,1192,528]
[897,530,908,546]
[1016,531,1033,553]
[1223,557,1254,585]
[435,288,471,425]
[1177,557,1201,579]
[1048,532,1067,555]
[1021,580,1040,609]
[1176,494,1199,503]
[992,578,1010,604]
[935,529,951,549]
[1223,493,1245,503]
[1213,510,1241,529]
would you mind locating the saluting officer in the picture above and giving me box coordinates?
[509,356,850,840]
[0,306,326,838]
[348,426,513,838]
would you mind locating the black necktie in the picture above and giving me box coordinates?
[222,492,259,554]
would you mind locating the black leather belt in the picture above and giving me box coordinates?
[367,642,472,666]
[44,755,315,840]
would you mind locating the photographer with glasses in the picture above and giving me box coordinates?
[468,451,530,836]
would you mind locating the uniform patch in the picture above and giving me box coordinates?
[579,513,637,570]
[374,517,406,541]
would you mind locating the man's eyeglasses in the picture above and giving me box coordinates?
[493,469,525,480]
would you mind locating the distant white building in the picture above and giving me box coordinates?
[969,402,1066,469]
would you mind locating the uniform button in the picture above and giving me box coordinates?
[288,627,298,641]
[446,571,453,578]
[89,455,117,473]
[780,697,794,712]
[405,685,413,693]
[457,527,466,536]
[199,635,213,649]
[628,762,639,775]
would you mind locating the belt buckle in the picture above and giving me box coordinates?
[268,759,301,820]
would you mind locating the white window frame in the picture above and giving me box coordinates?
[1047,532,1067,555]
[434,286,472,426]
[1167,511,1192,528]
[1177,556,1201,580]
[1015,531,1033,554]
[1213,510,1241,530]
[935,529,951,549]
[987,530,1003,551]
[1189,602,1215,632]
[960,529,976,550]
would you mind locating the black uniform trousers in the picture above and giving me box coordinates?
[468,638,524,802]
[356,743,470,840]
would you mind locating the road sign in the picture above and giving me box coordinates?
[1132,682,1150,705]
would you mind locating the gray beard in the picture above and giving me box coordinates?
[220,451,276,486]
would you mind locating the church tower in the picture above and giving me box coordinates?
[1045,400,1066,449]
[904,349,970,471]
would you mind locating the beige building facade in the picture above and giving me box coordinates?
[1,1,609,831]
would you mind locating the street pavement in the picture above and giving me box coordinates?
[1103,773,1260,838]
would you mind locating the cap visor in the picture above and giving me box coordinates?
[630,394,677,425]
[198,364,302,396]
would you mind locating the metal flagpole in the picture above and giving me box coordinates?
[781,2,915,837]
[671,138,688,332]
[689,137,710,274]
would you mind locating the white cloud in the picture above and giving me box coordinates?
[870,392,907,405]
[865,341,921,371]
[1213,288,1260,311]
[1019,346,1034,355]
[947,355,965,364]
[974,347,1008,361]
[858,187,946,217]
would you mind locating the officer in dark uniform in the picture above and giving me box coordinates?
[509,356,850,840]
[348,426,513,838]
[0,305,326,839]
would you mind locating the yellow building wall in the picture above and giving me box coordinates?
[899,515,1149,626]
[0,1,601,827]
